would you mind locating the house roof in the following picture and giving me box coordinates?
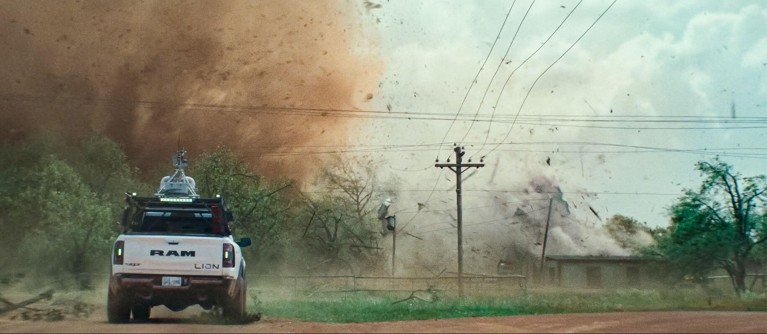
[545,255,661,263]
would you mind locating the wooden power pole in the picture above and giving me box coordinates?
[539,197,554,283]
[435,146,484,297]
[392,228,396,276]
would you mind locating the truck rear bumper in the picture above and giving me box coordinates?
[110,274,239,302]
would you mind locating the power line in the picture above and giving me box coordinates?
[411,205,552,235]
[459,0,536,145]
[481,0,619,159]
[477,0,584,156]
[243,141,767,150]
[235,141,767,160]
[397,198,549,234]
[301,188,680,197]
[428,1,519,236]
[397,168,446,232]
[437,0,517,161]
[403,198,550,232]
[3,94,767,128]
[395,197,551,215]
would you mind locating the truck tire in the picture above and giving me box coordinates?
[107,288,130,323]
[222,278,246,321]
[131,301,151,322]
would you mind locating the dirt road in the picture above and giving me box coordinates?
[1,311,766,333]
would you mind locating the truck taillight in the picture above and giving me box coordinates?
[223,243,235,268]
[113,241,124,265]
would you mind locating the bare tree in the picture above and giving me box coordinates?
[300,156,392,274]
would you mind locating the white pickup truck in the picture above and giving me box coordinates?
[107,151,251,323]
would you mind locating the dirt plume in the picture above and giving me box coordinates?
[390,172,631,277]
[0,0,382,182]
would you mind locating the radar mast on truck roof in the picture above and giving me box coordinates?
[155,149,198,198]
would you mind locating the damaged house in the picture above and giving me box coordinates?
[542,255,665,289]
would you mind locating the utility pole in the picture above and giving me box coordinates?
[539,197,554,284]
[435,146,484,297]
[392,228,396,276]
[379,200,396,277]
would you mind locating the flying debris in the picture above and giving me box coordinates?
[513,208,527,217]
[363,0,382,10]
[588,206,601,220]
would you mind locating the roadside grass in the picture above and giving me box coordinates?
[254,288,767,323]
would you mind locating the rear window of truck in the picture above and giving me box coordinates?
[139,210,221,234]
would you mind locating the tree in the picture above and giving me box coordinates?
[0,133,151,288]
[19,158,114,288]
[190,147,293,271]
[71,134,149,199]
[0,133,65,246]
[658,158,767,296]
[298,155,394,275]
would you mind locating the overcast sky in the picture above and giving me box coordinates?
[350,0,767,228]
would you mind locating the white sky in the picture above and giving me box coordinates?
[350,0,767,229]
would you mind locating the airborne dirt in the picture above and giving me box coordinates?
[0,0,382,182]
[1,310,766,333]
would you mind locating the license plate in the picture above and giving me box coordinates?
[162,276,182,287]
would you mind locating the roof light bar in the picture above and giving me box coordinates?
[159,197,194,203]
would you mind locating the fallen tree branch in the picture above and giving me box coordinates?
[0,296,43,312]
[391,287,437,305]
[0,289,54,315]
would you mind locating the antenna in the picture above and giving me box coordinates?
[171,149,188,170]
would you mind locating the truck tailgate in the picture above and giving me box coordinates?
[120,235,225,276]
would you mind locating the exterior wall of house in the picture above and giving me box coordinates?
[544,257,666,289]
[542,256,767,291]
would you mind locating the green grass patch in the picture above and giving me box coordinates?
[254,289,767,323]
[258,295,520,322]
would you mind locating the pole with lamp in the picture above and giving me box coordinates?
[378,198,397,276]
